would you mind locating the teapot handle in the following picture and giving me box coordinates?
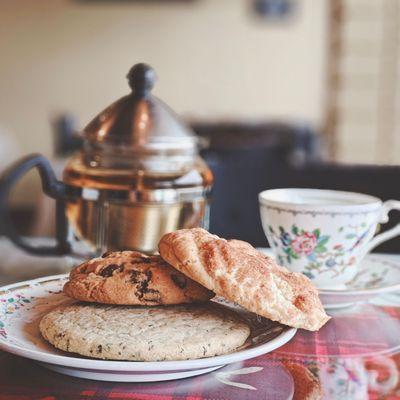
[0,154,71,256]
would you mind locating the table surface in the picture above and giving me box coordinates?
[0,246,400,400]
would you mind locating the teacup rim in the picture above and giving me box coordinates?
[258,188,382,212]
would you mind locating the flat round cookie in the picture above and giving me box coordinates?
[63,251,213,305]
[39,303,250,361]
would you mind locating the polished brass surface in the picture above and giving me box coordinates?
[83,63,197,154]
[63,152,213,191]
[63,152,212,254]
[62,63,213,256]
[66,196,209,255]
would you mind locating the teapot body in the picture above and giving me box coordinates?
[62,151,212,255]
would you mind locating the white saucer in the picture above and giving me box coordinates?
[0,274,296,382]
[319,254,400,309]
[258,249,400,309]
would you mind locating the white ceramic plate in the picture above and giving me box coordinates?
[0,274,296,382]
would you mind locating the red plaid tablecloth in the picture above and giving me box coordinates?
[1,305,399,400]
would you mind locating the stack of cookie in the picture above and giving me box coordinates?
[63,251,214,306]
[39,228,330,362]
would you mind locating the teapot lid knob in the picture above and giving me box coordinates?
[127,63,156,97]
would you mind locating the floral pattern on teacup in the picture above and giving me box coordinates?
[272,225,328,261]
[267,222,373,280]
[346,266,390,289]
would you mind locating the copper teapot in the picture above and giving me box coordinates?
[0,63,213,257]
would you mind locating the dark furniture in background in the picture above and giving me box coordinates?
[192,121,400,253]
[192,122,320,247]
[4,120,400,253]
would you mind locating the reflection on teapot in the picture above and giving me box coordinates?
[0,63,213,258]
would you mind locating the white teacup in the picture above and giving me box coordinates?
[259,188,400,289]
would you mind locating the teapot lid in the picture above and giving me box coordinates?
[83,63,197,155]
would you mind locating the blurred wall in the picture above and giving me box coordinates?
[330,0,400,165]
[0,0,328,160]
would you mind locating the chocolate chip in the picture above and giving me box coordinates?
[138,279,150,294]
[145,270,152,281]
[141,288,161,303]
[100,264,120,277]
[130,269,152,284]
[97,345,102,353]
[101,251,113,258]
[171,274,187,289]
[131,255,152,264]
[130,270,145,283]
[130,268,159,301]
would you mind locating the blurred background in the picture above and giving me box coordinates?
[0,0,400,254]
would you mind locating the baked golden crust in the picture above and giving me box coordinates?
[63,250,214,305]
[158,228,330,331]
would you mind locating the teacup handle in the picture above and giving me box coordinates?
[362,200,400,256]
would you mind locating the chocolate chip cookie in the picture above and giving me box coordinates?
[63,251,213,305]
